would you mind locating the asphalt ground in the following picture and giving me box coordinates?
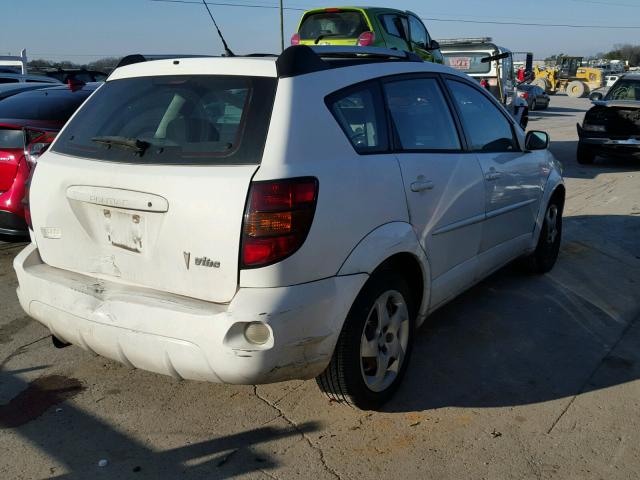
[1,95,640,479]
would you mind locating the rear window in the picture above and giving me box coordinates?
[299,11,368,41]
[52,75,276,165]
[0,129,24,149]
[443,53,491,74]
[0,89,91,121]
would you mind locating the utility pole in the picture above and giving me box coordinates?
[279,0,285,52]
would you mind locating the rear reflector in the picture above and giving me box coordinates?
[241,177,318,268]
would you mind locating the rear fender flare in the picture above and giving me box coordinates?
[337,222,431,325]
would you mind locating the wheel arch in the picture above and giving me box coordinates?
[338,222,431,326]
[532,172,565,249]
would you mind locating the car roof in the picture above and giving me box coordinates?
[109,46,459,82]
[0,83,53,99]
[302,6,408,15]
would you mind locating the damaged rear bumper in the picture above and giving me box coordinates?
[14,243,367,384]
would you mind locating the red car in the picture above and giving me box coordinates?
[0,82,99,239]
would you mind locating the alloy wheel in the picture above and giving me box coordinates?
[359,290,410,393]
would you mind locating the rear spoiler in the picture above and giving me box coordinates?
[276,45,422,78]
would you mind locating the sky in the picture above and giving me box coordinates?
[2,0,640,62]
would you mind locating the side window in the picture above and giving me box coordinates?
[384,78,461,151]
[408,16,429,49]
[327,83,388,154]
[380,14,408,39]
[446,80,518,153]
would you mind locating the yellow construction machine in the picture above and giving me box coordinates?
[532,56,603,97]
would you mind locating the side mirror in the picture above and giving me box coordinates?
[589,92,603,101]
[426,40,440,51]
[525,130,549,150]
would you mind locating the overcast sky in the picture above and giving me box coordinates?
[2,0,639,62]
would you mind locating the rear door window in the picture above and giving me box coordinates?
[384,77,461,151]
[299,11,369,41]
[52,75,277,165]
[327,82,388,154]
[380,14,408,39]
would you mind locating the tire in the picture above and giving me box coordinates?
[577,143,595,164]
[522,197,563,274]
[567,81,586,98]
[316,270,415,410]
[532,78,549,92]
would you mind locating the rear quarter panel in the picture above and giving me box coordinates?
[240,70,412,288]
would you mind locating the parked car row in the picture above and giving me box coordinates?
[9,45,564,409]
[0,82,99,237]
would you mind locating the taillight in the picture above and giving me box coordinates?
[241,177,318,268]
[357,31,375,46]
[22,163,37,230]
[519,92,529,99]
[291,33,301,45]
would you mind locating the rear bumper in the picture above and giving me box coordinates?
[14,244,368,384]
[577,123,640,152]
[0,210,27,236]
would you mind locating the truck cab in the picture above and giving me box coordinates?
[439,37,529,128]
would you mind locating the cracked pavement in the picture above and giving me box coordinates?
[2,96,640,479]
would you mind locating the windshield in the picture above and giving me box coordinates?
[443,52,492,74]
[52,75,276,165]
[605,79,640,101]
[299,11,368,41]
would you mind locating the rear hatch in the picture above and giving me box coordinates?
[296,8,371,46]
[32,72,277,303]
[0,126,24,191]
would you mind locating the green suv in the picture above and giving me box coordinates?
[291,7,443,64]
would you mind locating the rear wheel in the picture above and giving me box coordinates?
[316,271,415,410]
[522,198,562,274]
[567,81,586,98]
[577,143,595,164]
[533,78,549,92]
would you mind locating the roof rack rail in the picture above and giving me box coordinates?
[115,54,216,69]
[437,37,493,46]
[276,45,422,78]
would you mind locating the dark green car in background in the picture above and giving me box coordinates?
[291,6,443,64]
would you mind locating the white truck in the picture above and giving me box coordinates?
[439,38,531,128]
[0,49,28,74]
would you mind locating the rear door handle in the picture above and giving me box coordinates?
[485,172,502,181]
[410,180,435,192]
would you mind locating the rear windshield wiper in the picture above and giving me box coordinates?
[91,136,151,154]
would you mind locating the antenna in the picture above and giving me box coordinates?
[201,0,235,57]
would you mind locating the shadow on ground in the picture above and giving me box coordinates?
[549,140,640,179]
[0,368,318,479]
[388,214,640,413]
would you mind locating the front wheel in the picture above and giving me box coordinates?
[522,199,562,274]
[316,271,415,410]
